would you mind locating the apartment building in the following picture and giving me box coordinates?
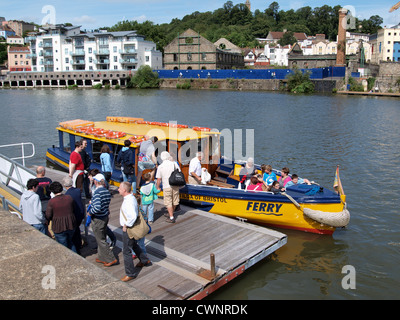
[25,24,162,72]
[370,23,400,63]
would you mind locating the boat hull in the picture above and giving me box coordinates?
[179,185,343,235]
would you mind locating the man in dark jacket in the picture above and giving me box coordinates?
[79,139,92,199]
[63,176,85,254]
[117,140,136,189]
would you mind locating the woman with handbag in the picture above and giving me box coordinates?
[118,181,152,282]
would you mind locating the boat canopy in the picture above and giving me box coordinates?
[58,117,220,146]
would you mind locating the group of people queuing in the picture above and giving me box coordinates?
[239,158,311,194]
[19,135,186,282]
[19,166,84,254]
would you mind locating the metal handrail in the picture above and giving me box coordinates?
[0,151,37,194]
[0,143,35,167]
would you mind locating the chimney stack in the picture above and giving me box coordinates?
[336,8,348,66]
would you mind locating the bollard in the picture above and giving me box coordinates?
[210,253,216,279]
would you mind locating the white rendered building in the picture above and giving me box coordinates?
[25,24,162,72]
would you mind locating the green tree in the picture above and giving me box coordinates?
[128,65,160,89]
[278,31,297,46]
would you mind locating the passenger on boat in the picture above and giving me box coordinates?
[188,152,203,185]
[239,158,256,189]
[69,141,85,192]
[279,167,292,188]
[247,176,263,191]
[136,136,158,191]
[270,180,284,194]
[261,164,277,186]
[284,174,311,188]
[100,144,113,188]
[117,140,136,189]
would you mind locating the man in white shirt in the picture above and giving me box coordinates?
[188,152,203,185]
[118,181,151,282]
[156,151,180,223]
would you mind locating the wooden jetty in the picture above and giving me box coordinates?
[1,162,287,300]
[337,90,400,98]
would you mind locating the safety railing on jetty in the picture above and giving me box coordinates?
[0,143,37,216]
[0,142,35,167]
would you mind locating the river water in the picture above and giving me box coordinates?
[0,88,399,300]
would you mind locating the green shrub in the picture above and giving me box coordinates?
[92,83,102,89]
[286,69,315,93]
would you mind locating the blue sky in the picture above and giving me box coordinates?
[1,0,399,31]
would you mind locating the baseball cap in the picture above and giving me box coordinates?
[93,173,105,182]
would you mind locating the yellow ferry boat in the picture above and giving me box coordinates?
[46,117,350,235]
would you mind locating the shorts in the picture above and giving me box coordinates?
[138,160,155,172]
[163,186,180,207]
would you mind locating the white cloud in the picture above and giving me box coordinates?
[132,14,147,22]
[73,15,97,24]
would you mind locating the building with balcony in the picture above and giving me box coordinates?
[25,25,162,72]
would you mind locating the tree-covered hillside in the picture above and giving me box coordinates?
[105,1,383,52]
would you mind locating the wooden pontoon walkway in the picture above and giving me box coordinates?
[5,166,287,300]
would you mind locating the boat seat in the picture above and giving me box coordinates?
[216,168,232,176]
[208,180,235,188]
[213,176,227,183]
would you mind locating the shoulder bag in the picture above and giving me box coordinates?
[121,209,149,240]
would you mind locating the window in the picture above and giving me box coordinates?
[173,53,178,62]
[114,56,117,62]
[15,61,18,65]
[145,56,149,62]
[187,53,192,61]
[113,46,117,53]
[202,53,207,60]
[88,48,92,54]
[65,48,69,55]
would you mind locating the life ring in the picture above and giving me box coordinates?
[193,127,211,132]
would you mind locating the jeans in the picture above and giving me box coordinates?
[121,170,136,190]
[54,229,77,253]
[142,202,154,222]
[132,237,147,256]
[122,231,148,277]
[32,223,47,235]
